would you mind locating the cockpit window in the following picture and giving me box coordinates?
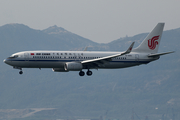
[9,55,18,58]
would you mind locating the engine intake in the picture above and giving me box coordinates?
[64,62,83,71]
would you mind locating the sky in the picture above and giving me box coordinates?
[1,0,180,43]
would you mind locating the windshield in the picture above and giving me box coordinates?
[9,55,18,58]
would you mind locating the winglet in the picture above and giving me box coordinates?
[121,42,135,55]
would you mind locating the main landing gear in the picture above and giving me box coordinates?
[79,70,93,76]
[79,71,85,76]
[86,70,92,76]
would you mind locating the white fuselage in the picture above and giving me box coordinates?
[4,23,173,76]
[4,50,158,70]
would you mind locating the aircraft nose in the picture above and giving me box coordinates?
[3,58,10,65]
[3,59,7,63]
[3,58,15,66]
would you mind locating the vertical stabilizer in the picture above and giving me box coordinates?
[133,23,165,53]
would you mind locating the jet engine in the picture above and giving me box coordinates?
[64,62,83,71]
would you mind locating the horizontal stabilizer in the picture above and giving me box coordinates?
[148,51,175,57]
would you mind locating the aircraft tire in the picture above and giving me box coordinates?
[86,70,92,76]
[19,71,23,75]
[79,71,85,76]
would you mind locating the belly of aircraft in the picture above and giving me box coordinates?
[14,61,64,68]
[98,61,140,69]
[12,60,144,69]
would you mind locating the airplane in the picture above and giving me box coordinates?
[3,23,174,76]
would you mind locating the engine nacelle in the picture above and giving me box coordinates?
[52,68,69,72]
[64,62,83,71]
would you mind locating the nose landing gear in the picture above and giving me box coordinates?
[19,71,23,74]
[13,67,23,75]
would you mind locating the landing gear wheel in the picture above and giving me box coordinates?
[19,71,23,75]
[79,71,85,76]
[86,70,92,76]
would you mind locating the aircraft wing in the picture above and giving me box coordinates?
[81,42,135,66]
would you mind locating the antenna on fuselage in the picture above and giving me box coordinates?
[83,47,88,51]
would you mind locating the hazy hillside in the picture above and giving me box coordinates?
[42,25,98,50]
[0,23,180,120]
[0,23,98,54]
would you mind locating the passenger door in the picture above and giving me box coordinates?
[24,53,29,61]
[135,54,139,63]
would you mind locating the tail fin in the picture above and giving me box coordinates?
[133,23,165,53]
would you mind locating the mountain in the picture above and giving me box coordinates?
[42,25,98,50]
[0,23,98,54]
[0,23,180,120]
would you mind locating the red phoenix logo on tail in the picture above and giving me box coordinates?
[148,36,159,50]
